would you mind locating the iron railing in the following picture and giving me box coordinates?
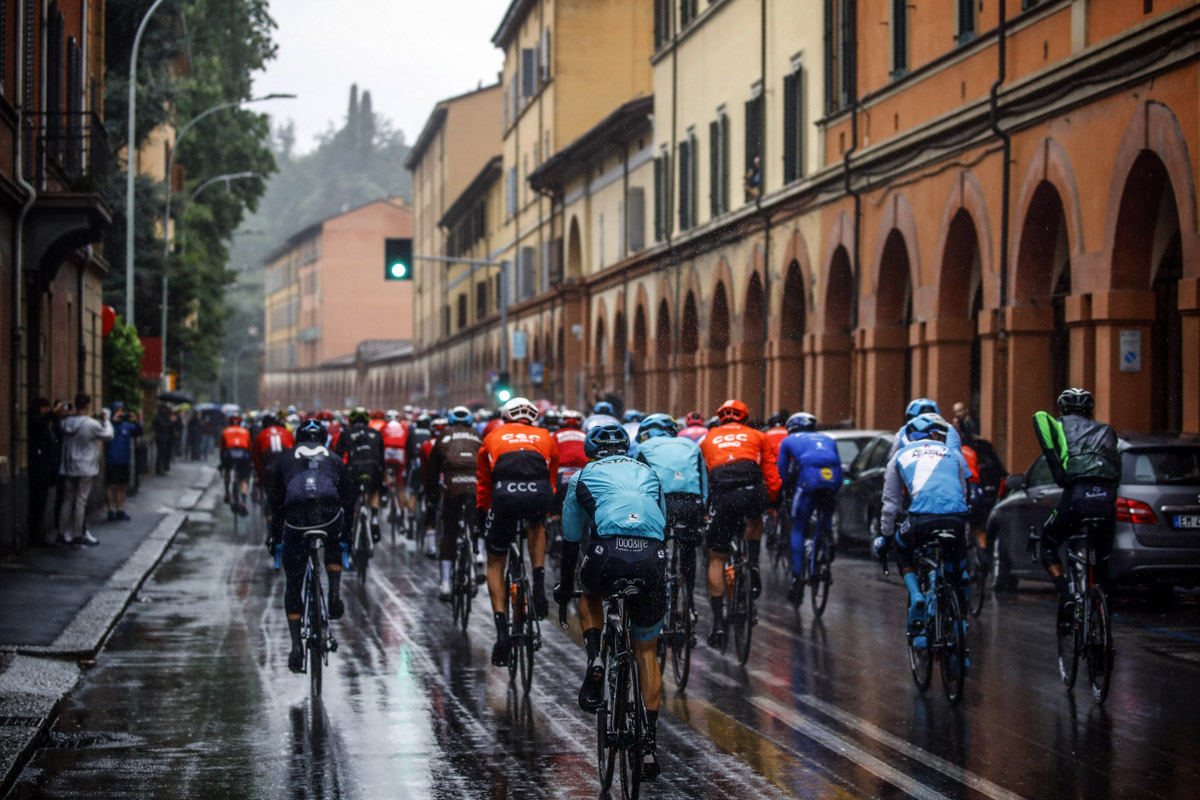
[22,111,110,196]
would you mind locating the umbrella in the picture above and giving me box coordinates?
[158,390,194,405]
[194,402,219,412]
[221,403,241,416]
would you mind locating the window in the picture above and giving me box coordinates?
[680,0,698,27]
[540,28,551,81]
[653,152,670,241]
[709,112,729,216]
[744,95,763,202]
[457,294,467,330]
[890,0,908,78]
[506,166,517,215]
[783,66,804,183]
[441,305,451,336]
[678,132,697,231]
[476,280,489,319]
[509,71,519,123]
[654,0,671,49]
[956,0,976,45]
[519,246,536,301]
[521,47,536,97]
[627,187,645,253]
[824,0,857,113]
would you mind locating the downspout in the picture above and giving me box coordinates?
[758,0,770,417]
[670,3,682,411]
[78,245,94,392]
[620,140,630,405]
[11,0,39,544]
[989,1,1010,333]
[843,9,861,424]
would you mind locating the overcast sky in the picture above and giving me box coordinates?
[253,1,507,153]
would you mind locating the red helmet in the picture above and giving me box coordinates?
[316,410,334,421]
[431,417,448,435]
[228,414,243,426]
[560,409,583,429]
[716,399,749,425]
[685,412,703,427]
[370,409,386,420]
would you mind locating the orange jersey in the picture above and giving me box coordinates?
[961,445,981,483]
[476,422,560,510]
[701,422,783,501]
[368,418,387,433]
[220,425,251,451]
[764,426,789,455]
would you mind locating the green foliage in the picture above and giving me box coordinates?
[104,316,145,412]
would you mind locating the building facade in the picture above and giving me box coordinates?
[1,0,113,553]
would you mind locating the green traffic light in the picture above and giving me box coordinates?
[389,262,408,279]
[497,388,512,403]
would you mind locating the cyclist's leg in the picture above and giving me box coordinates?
[221,460,231,502]
[280,526,307,671]
[484,509,515,663]
[322,528,345,619]
[706,496,735,642]
[891,519,926,630]
[790,489,816,576]
[423,487,440,557]
[528,516,549,618]
[1040,487,1075,601]
[576,540,615,711]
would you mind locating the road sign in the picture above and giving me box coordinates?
[1119,330,1142,372]
[512,330,527,360]
[530,361,544,385]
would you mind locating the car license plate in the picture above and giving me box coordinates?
[1175,515,1200,529]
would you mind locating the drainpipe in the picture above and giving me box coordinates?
[990,1,1010,330]
[843,12,862,425]
[669,3,682,411]
[758,0,770,417]
[11,0,39,545]
[78,245,94,392]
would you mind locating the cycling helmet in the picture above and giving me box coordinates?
[623,409,643,423]
[370,409,385,421]
[349,406,370,425]
[637,413,677,442]
[705,416,720,429]
[385,409,399,421]
[716,399,750,425]
[431,417,448,435]
[584,423,630,460]
[286,413,301,427]
[904,397,940,422]
[501,396,539,424]
[315,410,333,422]
[542,409,561,429]
[786,412,818,433]
[296,419,326,444]
[685,412,704,427]
[766,412,787,428]
[593,401,615,416]
[905,412,950,442]
[560,409,583,429]
[228,414,243,426]
[447,405,472,425]
[415,413,432,429]
[1057,387,1095,417]
[286,404,297,415]
[260,412,278,428]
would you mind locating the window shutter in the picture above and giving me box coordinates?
[653,156,664,241]
[824,0,836,114]
[891,0,907,76]
[957,0,975,43]
[541,29,551,80]
[678,140,690,232]
[689,133,699,228]
[720,114,729,212]
[709,120,720,217]
[783,73,797,183]
[510,72,519,119]
[628,187,645,253]
[522,48,536,96]
[841,0,856,106]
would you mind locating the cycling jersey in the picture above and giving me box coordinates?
[220,425,251,452]
[368,418,386,433]
[764,426,789,456]
[381,419,409,469]
[700,422,782,500]
[584,413,621,432]
[253,425,295,481]
[880,440,968,537]
[677,424,708,444]
[478,422,559,555]
[777,432,843,493]
[636,435,707,500]
[335,423,385,494]
[562,456,666,544]
[426,424,482,501]
[1033,411,1119,486]
[553,428,588,469]
[405,426,432,486]
[887,424,962,461]
[326,421,342,450]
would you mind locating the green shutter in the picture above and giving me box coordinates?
[783,72,797,183]
[709,120,720,217]
[720,114,730,212]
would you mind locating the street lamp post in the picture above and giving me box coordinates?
[230,341,264,408]
[125,0,171,328]
[414,254,510,367]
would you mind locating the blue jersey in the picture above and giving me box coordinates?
[777,432,843,492]
[562,455,666,543]
[880,440,968,535]
[635,435,707,501]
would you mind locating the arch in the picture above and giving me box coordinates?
[713,258,736,315]
[871,194,921,306]
[655,297,672,357]
[566,215,584,280]
[876,230,913,328]
[632,304,648,408]
[938,209,983,319]
[743,271,765,343]
[823,246,854,334]
[780,260,808,339]
[613,308,628,394]
[1011,138,1086,296]
[681,291,699,353]
[934,170,995,309]
[709,282,730,350]
[1014,181,1072,306]
[822,210,857,285]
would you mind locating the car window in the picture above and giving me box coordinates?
[1026,455,1055,488]
[867,437,892,470]
[1121,447,1200,486]
[849,440,877,476]
[835,438,863,466]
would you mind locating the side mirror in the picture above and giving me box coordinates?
[1004,474,1025,495]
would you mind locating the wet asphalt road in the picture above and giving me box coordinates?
[10,481,1200,799]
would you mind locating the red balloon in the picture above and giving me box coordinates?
[102,305,116,338]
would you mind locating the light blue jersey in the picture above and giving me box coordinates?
[880,440,968,535]
[635,435,708,501]
[562,455,666,543]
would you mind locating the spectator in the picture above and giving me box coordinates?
[744,155,762,202]
[58,393,113,546]
[104,403,142,521]
[187,412,202,461]
[154,404,174,475]
[952,402,980,440]
[27,397,62,544]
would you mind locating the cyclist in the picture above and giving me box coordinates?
[762,412,790,456]
[219,414,253,516]
[554,423,667,781]
[477,396,559,666]
[636,413,706,598]
[420,417,449,557]
[700,399,781,648]
[622,409,643,442]
[541,408,561,433]
[777,412,843,603]
[677,411,709,443]
[406,413,434,530]
[548,409,589,551]
[253,413,295,495]
[1030,388,1119,623]
[888,397,961,459]
[425,407,483,600]
[584,401,621,432]
[264,419,356,672]
[873,413,969,646]
[334,407,385,542]
[368,409,387,433]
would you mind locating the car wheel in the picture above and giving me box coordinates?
[992,531,1018,592]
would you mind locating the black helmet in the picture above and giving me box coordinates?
[296,419,327,444]
[1057,388,1094,417]
[584,424,630,460]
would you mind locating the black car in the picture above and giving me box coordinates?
[988,433,1200,596]
[834,431,896,546]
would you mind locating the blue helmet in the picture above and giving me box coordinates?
[584,423,630,460]
[786,412,817,433]
[296,419,327,444]
[636,413,677,442]
[623,409,642,423]
[904,413,950,442]
[593,401,615,416]
[904,397,940,421]
[447,405,472,426]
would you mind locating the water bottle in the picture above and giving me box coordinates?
[273,543,282,571]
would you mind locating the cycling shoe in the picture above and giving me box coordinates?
[787,575,804,606]
[288,645,305,673]
[907,598,927,635]
[707,626,726,650]
[578,664,604,714]
[491,636,511,667]
[640,738,661,781]
[328,595,345,620]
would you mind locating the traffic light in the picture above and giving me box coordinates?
[494,371,512,405]
[384,237,413,281]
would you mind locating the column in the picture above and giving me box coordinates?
[1065,293,1095,391]
[1004,305,1055,471]
[924,317,975,413]
[767,338,804,414]
[1091,290,1157,432]
[856,325,909,429]
[1181,278,1200,434]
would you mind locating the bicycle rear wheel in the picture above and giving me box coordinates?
[810,539,831,617]
[938,588,967,704]
[354,516,370,583]
[519,586,535,694]
[908,595,933,693]
[597,656,618,791]
[732,565,754,665]
[1057,598,1080,689]
[668,571,693,689]
[617,658,642,800]
[1086,586,1114,704]
[967,542,987,617]
[309,584,324,697]
[507,577,521,684]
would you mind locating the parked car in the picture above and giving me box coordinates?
[823,428,887,473]
[834,431,896,547]
[988,433,1200,596]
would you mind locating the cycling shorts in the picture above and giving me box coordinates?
[892,513,968,580]
[706,482,768,554]
[221,448,253,479]
[664,492,706,546]
[579,536,667,642]
[1041,480,1116,573]
[348,462,383,496]
[484,490,552,557]
[384,448,406,471]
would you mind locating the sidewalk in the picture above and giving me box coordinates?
[0,459,216,796]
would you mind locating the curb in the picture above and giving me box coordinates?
[0,467,216,796]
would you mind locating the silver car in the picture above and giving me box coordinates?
[989,433,1200,597]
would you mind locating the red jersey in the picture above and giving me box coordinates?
[253,425,294,479]
[552,427,588,469]
[420,437,436,462]
[382,419,408,449]
[700,422,783,502]
[326,421,342,450]
[482,418,503,437]
[220,425,251,451]
[368,418,387,433]
[476,423,560,510]
[764,426,789,455]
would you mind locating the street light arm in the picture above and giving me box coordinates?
[186,171,264,205]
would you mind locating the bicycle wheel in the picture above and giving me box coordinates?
[1057,597,1080,689]
[355,516,369,583]
[507,578,521,684]
[456,543,473,633]
[598,652,618,791]
[1086,586,1114,704]
[938,588,967,705]
[967,543,987,617]
[810,539,832,617]
[908,598,933,692]
[617,657,642,800]
[732,565,754,665]
[519,586,535,694]
[309,583,324,697]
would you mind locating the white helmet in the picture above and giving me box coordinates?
[501,396,538,424]
[385,409,399,421]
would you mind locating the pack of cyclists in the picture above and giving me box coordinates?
[229,382,1116,779]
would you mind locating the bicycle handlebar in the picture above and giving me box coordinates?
[557,586,583,630]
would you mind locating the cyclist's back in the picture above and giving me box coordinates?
[427,408,483,598]
[777,413,843,597]
[253,418,294,484]
[636,414,706,596]
[677,412,709,444]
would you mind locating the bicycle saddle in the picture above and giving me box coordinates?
[608,578,645,597]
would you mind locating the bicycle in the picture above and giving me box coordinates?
[796,511,834,617]
[880,526,969,704]
[657,521,697,690]
[350,480,373,583]
[721,529,756,666]
[274,523,340,697]
[965,529,989,617]
[1039,518,1115,703]
[386,470,404,545]
[559,578,650,800]
[765,503,792,575]
[449,516,477,634]
[505,525,541,693]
